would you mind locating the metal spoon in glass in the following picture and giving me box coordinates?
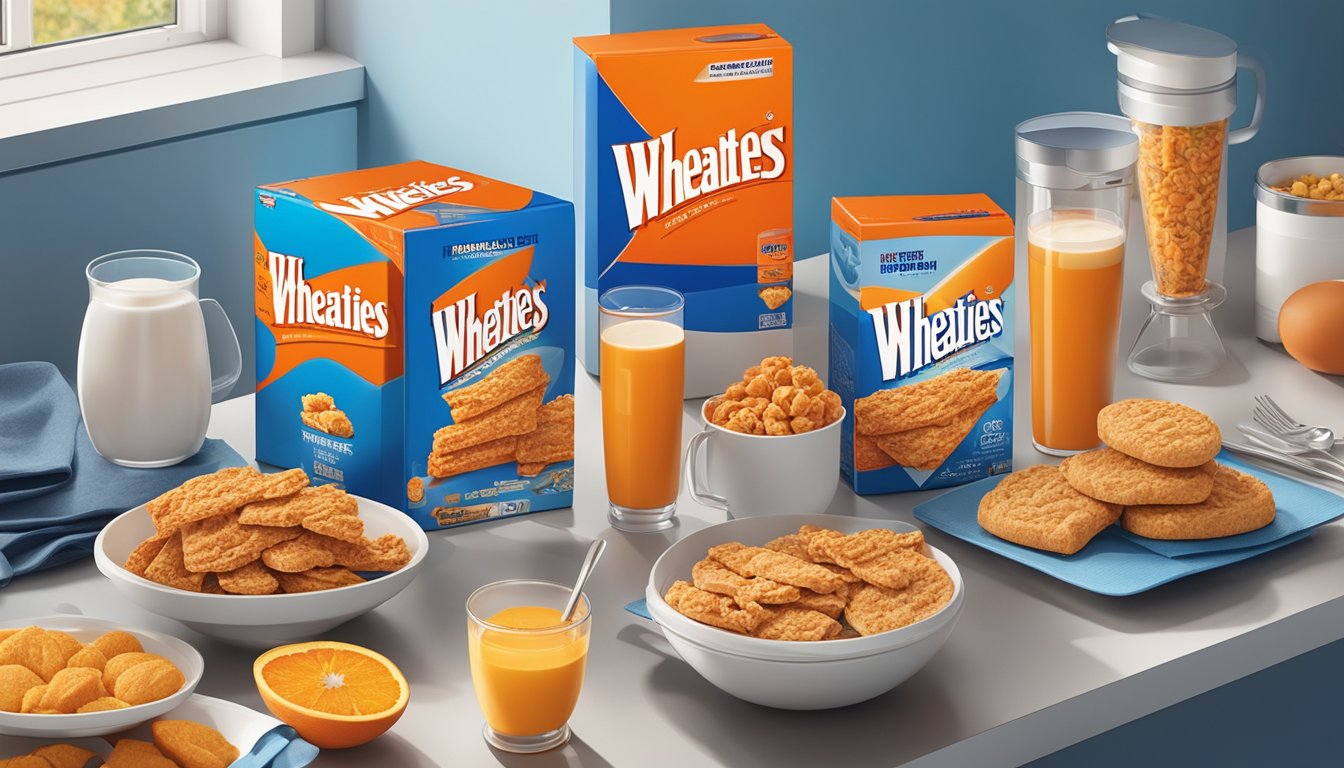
[561,539,607,623]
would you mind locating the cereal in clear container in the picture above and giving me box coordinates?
[1134,118,1227,298]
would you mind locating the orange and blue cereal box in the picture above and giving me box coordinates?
[830,195,1015,494]
[575,25,793,397]
[254,161,575,529]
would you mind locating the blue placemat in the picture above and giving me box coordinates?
[625,598,652,621]
[1113,450,1344,557]
[913,474,1318,596]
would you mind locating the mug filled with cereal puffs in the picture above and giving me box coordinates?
[686,356,845,518]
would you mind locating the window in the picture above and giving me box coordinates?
[0,0,218,78]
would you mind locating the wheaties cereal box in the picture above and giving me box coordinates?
[830,195,1014,495]
[254,161,575,529]
[574,25,793,398]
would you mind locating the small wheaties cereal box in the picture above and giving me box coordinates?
[254,161,575,529]
[574,24,793,398]
[830,194,1014,495]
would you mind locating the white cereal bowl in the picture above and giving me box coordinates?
[0,616,203,738]
[645,514,963,709]
[94,495,429,648]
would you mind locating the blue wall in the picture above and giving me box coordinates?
[0,109,358,396]
[614,0,1344,259]
[324,0,608,200]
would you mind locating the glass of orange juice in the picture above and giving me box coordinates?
[1016,112,1137,455]
[599,285,685,532]
[466,579,591,754]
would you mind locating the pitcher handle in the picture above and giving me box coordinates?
[684,428,729,511]
[200,298,242,402]
[1229,53,1265,145]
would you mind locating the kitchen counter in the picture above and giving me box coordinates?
[8,226,1344,767]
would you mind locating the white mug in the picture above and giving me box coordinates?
[684,405,844,518]
[77,250,241,468]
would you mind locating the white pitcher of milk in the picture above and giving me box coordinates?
[77,250,241,467]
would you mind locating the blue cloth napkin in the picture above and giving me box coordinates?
[1114,450,1344,557]
[230,725,320,768]
[0,362,246,585]
[913,474,1317,596]
[0,362,80,503]
[625,598,652,621]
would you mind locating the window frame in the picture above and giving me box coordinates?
[0,0,220,79]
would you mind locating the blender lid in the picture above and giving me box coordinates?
[1107,17,1237,91]
[1015,112,1137,187]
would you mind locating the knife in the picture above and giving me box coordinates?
[1222,440,1344,485]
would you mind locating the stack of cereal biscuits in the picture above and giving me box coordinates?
[124,467,411,595]
[853,368,1002,471]
[430,354,575,480]
[705,356,843,436]
[978,398,1275,555]
[663,525,953,640]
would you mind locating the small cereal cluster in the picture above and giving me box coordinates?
[301,392,355,438]
[1271,172,1344,201]
[1134,119,1227,298]
[707,356,842,436]
[0,627,184,714]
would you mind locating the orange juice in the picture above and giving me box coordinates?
[1028,211,1126,453]
[600,318,685,510]
[468,606,589,737]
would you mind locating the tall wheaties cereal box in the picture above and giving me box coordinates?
[574,25,793,398]
[254,161,575,529]
[830,195,1015,495]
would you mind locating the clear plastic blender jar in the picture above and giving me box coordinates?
[1016,113,1137,455]
[1107,16,1265,380]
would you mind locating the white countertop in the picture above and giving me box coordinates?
[8,226,1344,767]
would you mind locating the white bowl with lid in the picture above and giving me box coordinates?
[644,514,963,708]
[1255,156,1344,342]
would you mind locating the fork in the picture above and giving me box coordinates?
[1252,395,1344,470]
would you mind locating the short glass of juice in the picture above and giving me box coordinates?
[466,580,592,754]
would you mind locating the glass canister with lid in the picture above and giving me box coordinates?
[1107,15,1266,380]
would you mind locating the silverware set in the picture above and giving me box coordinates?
[1223,395,1344,484]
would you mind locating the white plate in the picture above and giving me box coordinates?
[0,616,203,738]
[0,694,317,766]
[94,494,429,647]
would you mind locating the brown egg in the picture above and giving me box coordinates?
[1279,280,1344,375]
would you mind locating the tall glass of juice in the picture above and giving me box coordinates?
[598,285,685,532]
[1016,112,1137,455]
[467,580,591,754]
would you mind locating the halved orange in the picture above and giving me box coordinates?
[253,641,408,749]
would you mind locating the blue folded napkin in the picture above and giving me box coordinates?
[625,598,652,621]
[1114,450,1344,557]
[231,725,320,768]
[913,474,1319,596]
[0,362,245,585]
[0,362,80,503]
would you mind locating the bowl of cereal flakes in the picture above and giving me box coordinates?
[645,514,963,709]
[686,356,846,518]
[0,616,203,738]
[94,468,429,648]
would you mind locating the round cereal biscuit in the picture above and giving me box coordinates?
[39,667,107,713]
[101,652,167,694]
[1122,463,1276,540]
[0,664,43,712]
[92,631,143,660]
[113,658,185,706]
[1096,399,1221,468]
[978,465,1121,555]
[1060,448,1215,505]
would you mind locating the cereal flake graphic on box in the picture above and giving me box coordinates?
[758,286,792,310]
[300,392,354,438]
